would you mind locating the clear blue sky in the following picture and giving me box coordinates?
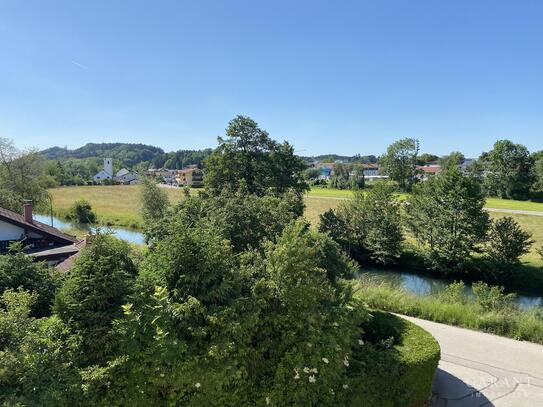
[1,0,542,157]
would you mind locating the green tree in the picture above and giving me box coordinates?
[54,233,137,365]
[485,217,533,267]
[320,182,403,264]
[379,138,419,191]
[406,167,489,272]
[439,151,465,170]
[483,140,535,200]
[0,244,57,317]
[107,220,366,406]
[139,176,169,223]
[204,115,308,196]
[67,199,97,223]
[533,156,543,192]
[150,189,302,253]
[416,153,439,165]
[0,138,50,210]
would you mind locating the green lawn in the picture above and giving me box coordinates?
[308,186,543,212]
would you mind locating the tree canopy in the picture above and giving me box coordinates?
[204,115,308,196]
[379,138,419,191]
[482,140,535,200]
[406,167,489,272]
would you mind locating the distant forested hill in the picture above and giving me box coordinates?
[40,142,213,169]
[40,143,165,168]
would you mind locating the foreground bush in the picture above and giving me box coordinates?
[358,277,543,344]
[350,311,440,407]
[0,244,57,317]
[81,221,370,406]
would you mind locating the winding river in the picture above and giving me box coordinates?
[35,214,542,311]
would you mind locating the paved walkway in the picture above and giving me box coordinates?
[400,315,543,406]
[484,208,543,217]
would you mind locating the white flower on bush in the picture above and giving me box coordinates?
[294,369,300,380]
[343,356,349,367]
[195,382,201,389]
[358,339,364,345]
[265,396,270,405]
[308,375,316,383]
[343,384,349,390]
[322,357,329,364]
[310,368,318,374]
[303,367,310,374]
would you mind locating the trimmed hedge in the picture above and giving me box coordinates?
[349,310,440,406]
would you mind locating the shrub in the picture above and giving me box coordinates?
[98,221,368,406]
[485,217,533,267]
[67,199,96,223]
[472,282,517,312]
[148,188,303,252]
[319,182,403,265]
[54,233,137,365]
[0,290,82,406]
[0,243,57,317]
[350,311,440,407]
[436,281,468,305]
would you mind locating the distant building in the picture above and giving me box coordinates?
[176,167,204,187]
[147,168,176,185]
[0,201,81,266]
[115,168,139,185]
[93,158,114,181]
[416,164,442,180]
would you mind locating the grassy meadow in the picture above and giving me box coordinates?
[48,185,184,228]
[309,186,543,212]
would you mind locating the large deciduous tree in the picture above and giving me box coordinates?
[0,138,50,211]
[405,167,489,272]
[204,115,308,196]
[483,140,535,200]
[379,138,419,191]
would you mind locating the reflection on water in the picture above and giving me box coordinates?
[33,214,145,245]
[360,267,543,311]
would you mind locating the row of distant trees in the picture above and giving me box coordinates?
[378,137,543,200]
[305,137,543,201]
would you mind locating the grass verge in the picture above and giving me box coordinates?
[356,279,543,344]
